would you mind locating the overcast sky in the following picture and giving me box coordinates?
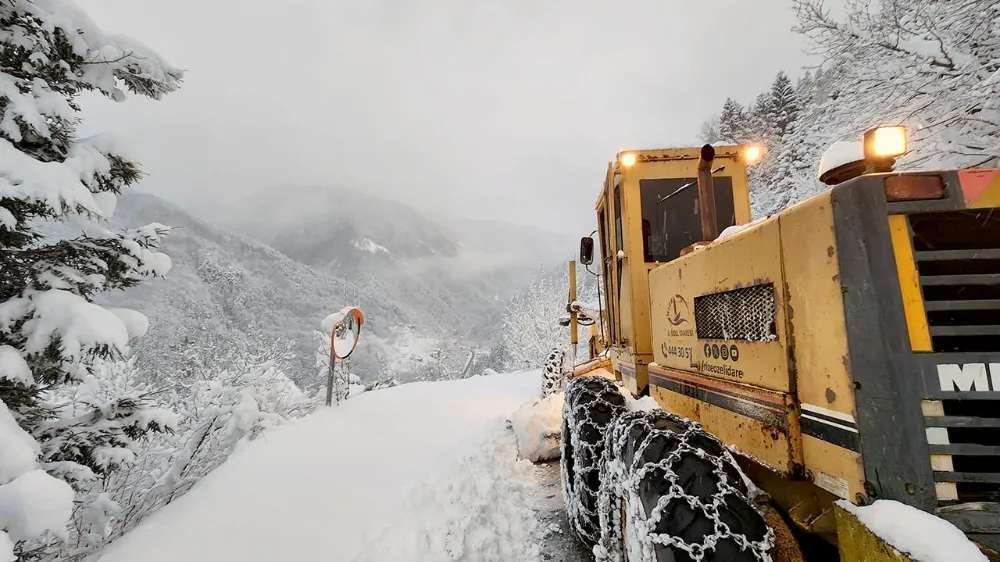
[77,0,825,234]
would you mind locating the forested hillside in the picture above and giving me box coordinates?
[700,0,1000,217]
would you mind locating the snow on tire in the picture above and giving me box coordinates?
[596,410,775,562]
[561,375,628,547]
[542,348,567,396]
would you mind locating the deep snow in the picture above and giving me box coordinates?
[94,370,549,562]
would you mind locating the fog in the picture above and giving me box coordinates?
[77,0,820,234]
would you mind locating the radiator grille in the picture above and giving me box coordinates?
[910,209,1000,507]
[925,398,1000,504]
[908,210,1000,353]
[694,283,778,341]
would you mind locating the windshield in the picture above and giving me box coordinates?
[639,177,736,263]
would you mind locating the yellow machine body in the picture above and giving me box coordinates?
[576,147,1000,560]
[591,146,752,396]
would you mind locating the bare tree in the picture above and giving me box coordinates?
[793,0,1000,168]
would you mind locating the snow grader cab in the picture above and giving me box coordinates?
[560,127,1000,561]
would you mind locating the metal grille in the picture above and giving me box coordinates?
[694,283,778,342]
[908,210,1000,353]
[926,399,1000,506]
[908,210,1000,509]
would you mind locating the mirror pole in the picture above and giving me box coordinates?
[569,260,578,367]
[326,354,335,407]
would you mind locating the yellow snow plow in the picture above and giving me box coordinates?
[559,126,1000,561]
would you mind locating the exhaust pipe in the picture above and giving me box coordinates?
[697,144,718,241]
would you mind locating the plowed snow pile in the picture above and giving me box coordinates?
[96,371,544,562]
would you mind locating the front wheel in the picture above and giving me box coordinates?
[561,375,628,548]
[597,410,774,562]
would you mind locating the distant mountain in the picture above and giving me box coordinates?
[200,184,573,277]
[197,184,576,345]
[98,189,573,389]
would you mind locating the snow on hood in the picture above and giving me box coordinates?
[817,140,863,179]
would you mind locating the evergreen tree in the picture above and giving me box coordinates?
[748,91,776,145]
[0,0,182,556]
[768,71,799,138]
[718,98,747,143]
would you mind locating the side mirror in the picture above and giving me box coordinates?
[579,236,594,265]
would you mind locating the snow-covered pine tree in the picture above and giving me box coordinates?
[718,98,746,144]
[0,1,182,556]
[767,71,799,139]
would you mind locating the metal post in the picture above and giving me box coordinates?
[697,144,718,241]
[325,354,336,406]
[569,260,578,367]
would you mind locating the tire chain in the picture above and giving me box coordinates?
[596,410,775,562]
[542,348,568,397]
[561,376,628,546]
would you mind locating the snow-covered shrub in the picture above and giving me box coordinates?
[487,264,600,374]
[0,0,182,557]
[45,352,316,560]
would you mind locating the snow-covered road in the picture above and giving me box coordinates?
[96,370,590,562]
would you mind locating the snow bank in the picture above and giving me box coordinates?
[512,392,565,462]
[837,499,989,562]
[0,531,13,562]
[355,422,540,561]
[97,370,544,562]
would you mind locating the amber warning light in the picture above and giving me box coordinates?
[864,126,907,160]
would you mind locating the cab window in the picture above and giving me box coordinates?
[639,177,736,263]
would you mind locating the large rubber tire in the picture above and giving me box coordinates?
[542,348,567,397]
[561,375,629,548]
[597,410,774,562]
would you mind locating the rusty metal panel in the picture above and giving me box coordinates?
[778,192,868,501]
[648,214,791,393]
[650,365,798,473]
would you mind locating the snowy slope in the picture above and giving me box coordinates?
[95,371,546,562]
[96,193,514,386]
